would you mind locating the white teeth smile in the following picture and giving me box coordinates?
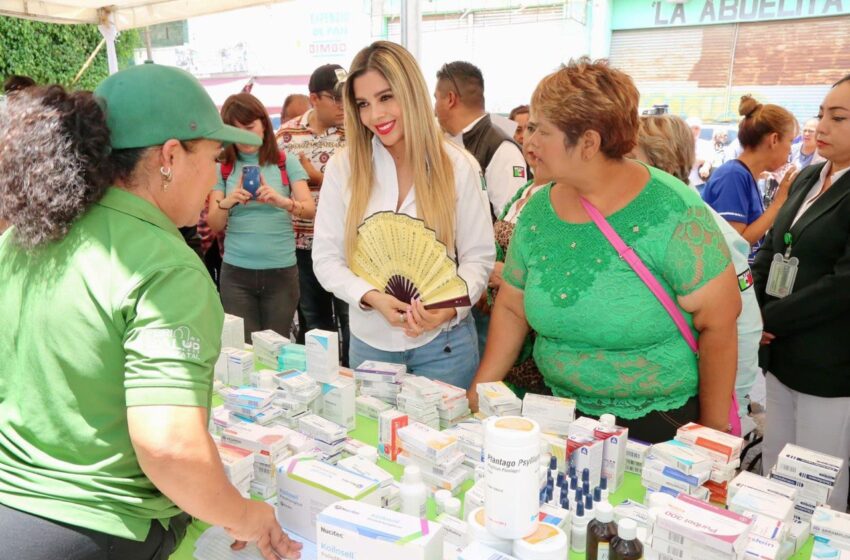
[376,121,395,134]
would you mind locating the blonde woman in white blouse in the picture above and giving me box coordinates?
[313,41,495,389]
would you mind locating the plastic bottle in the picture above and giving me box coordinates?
[434,489,452,515]
[548,455,558,480]
[484,416,541,539]
[445,497,462,518]
[610,518,643,560]
[400,465,427,518]
[585,493,595,522]
[594,486,602,505]
[587,502,618,560]
[600,413,617,428]
[570,502,588,553]
[600,476,609,501]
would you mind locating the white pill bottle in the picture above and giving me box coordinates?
[484,416,541,539]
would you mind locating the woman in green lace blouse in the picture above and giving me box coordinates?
[468,59,741,442]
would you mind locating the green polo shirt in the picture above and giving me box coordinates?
[0,188,223,541]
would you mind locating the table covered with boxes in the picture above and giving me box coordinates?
[172,314,848,560]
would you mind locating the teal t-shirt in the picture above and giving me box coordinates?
[214,151,308,270]
[503,166,731,419]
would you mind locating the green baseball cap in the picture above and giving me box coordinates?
[94,64,261,149]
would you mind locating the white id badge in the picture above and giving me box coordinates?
[765,253,799,298]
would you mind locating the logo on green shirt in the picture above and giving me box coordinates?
[139,326,201,360]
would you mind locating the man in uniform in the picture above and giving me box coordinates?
[434,61,526,218]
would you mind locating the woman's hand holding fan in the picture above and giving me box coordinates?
[403,298,456,338]
[361,290,412,329]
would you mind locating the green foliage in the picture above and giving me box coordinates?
[0,16,140,90]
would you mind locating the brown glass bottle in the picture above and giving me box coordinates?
[587,502,618,560]
[611,518,644,560]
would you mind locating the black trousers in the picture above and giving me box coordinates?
[616,395,701,444]
[220,262,300,344]
[0,503,190,560]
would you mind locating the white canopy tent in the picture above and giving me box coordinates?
[0,0,291,74]
[0,0,423,74]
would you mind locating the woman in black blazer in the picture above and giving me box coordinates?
[753,75,850,511]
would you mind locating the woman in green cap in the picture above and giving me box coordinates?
[0,66,301,560]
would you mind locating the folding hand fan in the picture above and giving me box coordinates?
[350,211,472,309]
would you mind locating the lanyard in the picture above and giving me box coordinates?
[783,232,793,258]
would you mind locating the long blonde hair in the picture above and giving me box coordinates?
[342,41,456,261]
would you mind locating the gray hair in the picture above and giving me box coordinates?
[0,86,123,249]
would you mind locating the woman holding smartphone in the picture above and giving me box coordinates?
[312,41,494,388]
[208,93,315,342]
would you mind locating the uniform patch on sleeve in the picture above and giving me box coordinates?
[738,269,754,292]
[513,166,526,178]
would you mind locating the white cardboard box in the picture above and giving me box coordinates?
[277,457,381,540]
[305,329,339,383]
[320,376,355,430]
[317,500,443,560]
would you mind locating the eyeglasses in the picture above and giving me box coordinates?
[318,92,343,106]
[802,128,817,134]
[439,64,462,99]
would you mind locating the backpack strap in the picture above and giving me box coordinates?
[277,150,290,187]
[580,195,742,436]
[220,161,234,182]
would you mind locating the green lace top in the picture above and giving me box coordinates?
[503,165,731,419]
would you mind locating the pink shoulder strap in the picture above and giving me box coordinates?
[579,196,741,435]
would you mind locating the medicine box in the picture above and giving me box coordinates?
[521,394,575,436]
[728,485,794,524]
[768,467,831,506]
[566,434,604,488]
[221,313,244,349]
[305,329,339,383]
[320,376,355,430]
[436,512,470,547]
[379,409,408,461]
[567,416,600,438]
[676,422,743,464]
[595,423,628,492]
[355,395,392,420]
[398,421,458,463]
[221,423,289,466]
[354,360,406,382]
[812,507,850,547]
[226,349,253,387]
[626,438,651,474]
[651,439,713,475]
[277,457,382,540]
[655,493,752,555]
[776,444,844,488]
[317,500,443,560]
[731,470,799,503]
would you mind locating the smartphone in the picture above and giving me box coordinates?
[242,165,261,197]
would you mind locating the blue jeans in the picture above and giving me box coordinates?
[349,315,479,389]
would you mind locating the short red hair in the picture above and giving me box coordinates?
[532,57,639,159]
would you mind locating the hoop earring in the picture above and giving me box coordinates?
[160,167,173,192]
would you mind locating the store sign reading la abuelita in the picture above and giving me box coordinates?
[612,0,850,30]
